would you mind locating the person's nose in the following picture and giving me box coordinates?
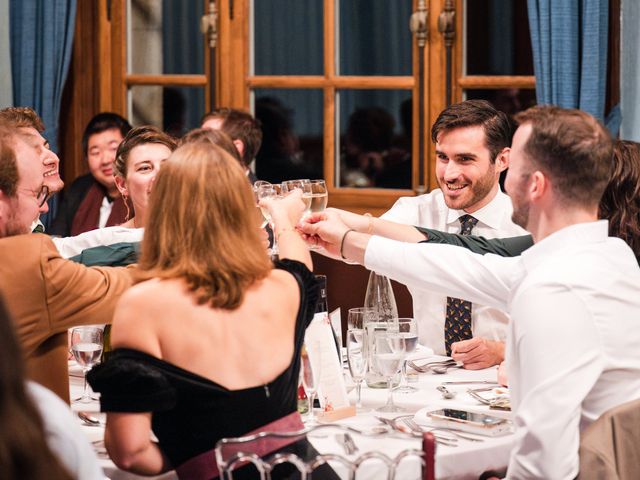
[443,161,463,182]
[43,150,60,168]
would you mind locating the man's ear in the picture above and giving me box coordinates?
[530,171,547,201]
[233,139,245,158]
[114,175,128,197]
[495,147,510,174]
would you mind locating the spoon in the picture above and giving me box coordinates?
[436,385,457,399]
[78,411,101,426]
[430,362,463,374]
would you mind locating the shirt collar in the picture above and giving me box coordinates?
[520,220,609,272]
[445,189,508,229]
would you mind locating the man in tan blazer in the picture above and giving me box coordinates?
[0,121,134,403]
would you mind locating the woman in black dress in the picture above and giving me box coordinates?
[89,141,332,479]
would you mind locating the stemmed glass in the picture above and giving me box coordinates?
[253,181,272,229]
[346,329,368,412]
[394,318,419,394]
[308,180,328,214]
[70,326,104,403]
[373,331,406,412]
[301,343,321,425]
[256,183,281,256]
[281,179,312,217]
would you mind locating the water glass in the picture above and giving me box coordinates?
[394,318,419,394]
[71,326,104,404]
[373,331,406,412]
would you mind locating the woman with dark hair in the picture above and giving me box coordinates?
[89,142,335,478]
[0,293,103,480]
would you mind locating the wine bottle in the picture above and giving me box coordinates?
[314,275,342,356]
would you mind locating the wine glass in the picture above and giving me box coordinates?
[346,329,368,412]
[253,181,272,229]
[256,183,281,256]
[347,307,376,330]
[308,180,328,214]
[393,318,419,394]
[281,179,312,217]
[373,331,406,412]
[71,326,104,404]
[301,343,321,425]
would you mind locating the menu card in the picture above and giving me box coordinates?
[304,312,354,420]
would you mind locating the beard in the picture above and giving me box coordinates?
[438,165,497,211]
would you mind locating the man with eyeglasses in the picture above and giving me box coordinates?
[0,123,134,403]
[0,107,64,231]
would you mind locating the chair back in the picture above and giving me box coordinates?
[215,423,435,480]
[579,398,640,480]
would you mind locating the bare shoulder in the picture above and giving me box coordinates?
[110,278,182,352]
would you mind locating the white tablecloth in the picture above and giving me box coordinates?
[70,358,514,480]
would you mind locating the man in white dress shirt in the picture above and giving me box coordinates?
[381,100,527,367]
[302,106,640,479]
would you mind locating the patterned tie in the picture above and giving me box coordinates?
[444,214,479,356]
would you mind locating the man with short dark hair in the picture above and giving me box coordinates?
[51,112,132,236]
[303,106,640,478]
[201,108,262,183]
[381,100,528,367]
[0,122,133,403]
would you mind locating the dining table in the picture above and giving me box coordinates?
[70,354,515,480]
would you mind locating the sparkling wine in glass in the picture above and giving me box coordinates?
[301,344,321,425]
[346,329,369,412]
[256,183,281,256]
[71,326,103,404]
[282,179,312,216]
[394,318,419,394]
[373,331,406,412]
[253,181,272,228]
[308,180,328,214]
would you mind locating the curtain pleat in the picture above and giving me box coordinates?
[10,0,77,228]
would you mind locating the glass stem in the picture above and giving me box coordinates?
[356,381,362,408]
[82,369,89,401]
[308,392,315,423]
[386,376,395,408]
[270,222,279,255]
[399,361,409,387]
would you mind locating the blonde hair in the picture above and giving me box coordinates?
[139,142,271,309]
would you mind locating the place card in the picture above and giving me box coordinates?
[304,313,354,421]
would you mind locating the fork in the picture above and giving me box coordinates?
[394,417,458,447]
[335,433,358,455]
[407,359,459,373]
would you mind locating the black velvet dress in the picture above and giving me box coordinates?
[88,260,338,479]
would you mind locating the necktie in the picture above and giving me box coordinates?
[444,214,479,356]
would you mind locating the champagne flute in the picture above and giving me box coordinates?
[394,318,419,394]
[346,329,368,412]
[308,180,328,214]
[253,181,272,228]
[71,326,103,404]
[256,183,281,256]
[301,343,321,425]
[281,179,312,216]
[373,331,406,412]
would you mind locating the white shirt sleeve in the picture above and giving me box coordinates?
[364,236,516,311]
[52,227,144,258]
[27,382,106,480]
[506,283,603,480]
[380,196,421,224]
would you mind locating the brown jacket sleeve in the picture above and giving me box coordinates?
[0,234,135,402]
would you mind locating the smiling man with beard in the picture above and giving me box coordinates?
[301,105,640,479]
[381,100,528,368]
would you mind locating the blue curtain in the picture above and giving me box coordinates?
[527,0,609,122]
[10,0,77,227]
